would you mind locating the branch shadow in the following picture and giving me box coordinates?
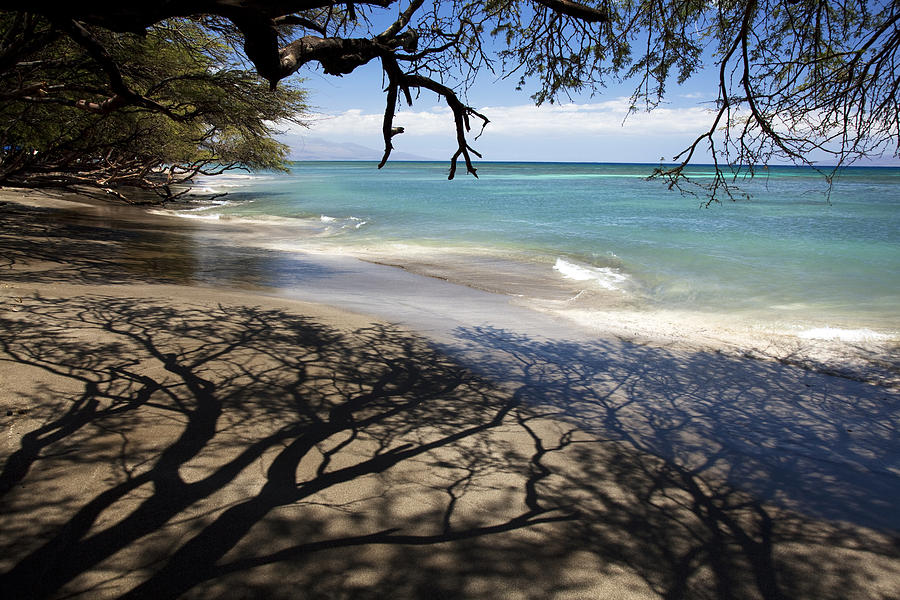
[3,192,900,598]
[1,297,898,599]
[0,295,575,599]
[442,325,900,598]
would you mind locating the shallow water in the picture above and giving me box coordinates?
[156,161,899,345]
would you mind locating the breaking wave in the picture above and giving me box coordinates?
[553,257,629,291]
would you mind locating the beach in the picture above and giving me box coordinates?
[149,162,900,388]
[1,186,899,599]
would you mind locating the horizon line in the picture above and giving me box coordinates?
[287,159,900,169]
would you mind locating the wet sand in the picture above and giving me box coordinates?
[1,187,899,599]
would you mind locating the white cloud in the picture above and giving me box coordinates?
[282,97,900,165]
[294,98,717,140]
[301,106,455,136]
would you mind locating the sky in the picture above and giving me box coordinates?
[276,12,900,167]
[280,59,729,164]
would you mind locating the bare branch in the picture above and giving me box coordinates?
[405,74,489,179]
[377,0,424,41]
[532,0,609,23]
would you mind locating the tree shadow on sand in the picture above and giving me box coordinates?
[447,325,900,598]
[0,297,898,599]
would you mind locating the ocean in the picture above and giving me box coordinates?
[155,161,899,359]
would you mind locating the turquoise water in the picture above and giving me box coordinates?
[171,161,900,338]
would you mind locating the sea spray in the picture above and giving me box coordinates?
[552,257,629,291]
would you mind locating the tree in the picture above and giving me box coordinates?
[0,14,306,200]
[1,1,897,198]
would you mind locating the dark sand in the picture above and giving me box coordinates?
[1,187,899,599]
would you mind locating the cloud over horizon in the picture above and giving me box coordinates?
[294,98,717,140]
[279,97,900,165]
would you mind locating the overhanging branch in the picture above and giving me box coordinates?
[405,73,489,179]
[533,0,609,23]
[50,18,197,120]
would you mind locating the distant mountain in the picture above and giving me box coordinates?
[282,136,434,161]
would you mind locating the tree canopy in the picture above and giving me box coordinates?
[1,14,306,199]
[1,1,897,197]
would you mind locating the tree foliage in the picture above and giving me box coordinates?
[0,14,306,200]
[1,1,898,197]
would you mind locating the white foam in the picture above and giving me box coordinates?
[148,209,223,221]
[148,209,323,229]
[553,258,628,291]
[320,215,367,230]
[223,215,321,227]
[797,327,893,342]
[178,200,230,212]
[190,172,274,191]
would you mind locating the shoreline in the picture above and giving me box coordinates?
[3,185,898,388]
[2,186,899,598]
[353,248,900,388]
[153,184,899,389]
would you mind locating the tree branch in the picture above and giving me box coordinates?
[404,74,489,179]
[279,35,385,77]
[532,0,609,23]
[50,18,197,120]
[273,15,328,36]
[377,0,424,42]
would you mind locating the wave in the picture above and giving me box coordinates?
[320,214,368,230]
[149,207,371,235]
[147,209,224,221]
[553,257,629,291]
[191,172,278,191]
[148,209,322,228]
[183,200,232,211]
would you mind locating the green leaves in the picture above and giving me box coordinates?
[3,0,898,196]
[0,15,306,198]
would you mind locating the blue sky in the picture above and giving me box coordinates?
[274,3,727,163]
[282,58,730,163]
[278,22,899,167]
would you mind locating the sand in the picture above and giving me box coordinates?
[1,187,899,599]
